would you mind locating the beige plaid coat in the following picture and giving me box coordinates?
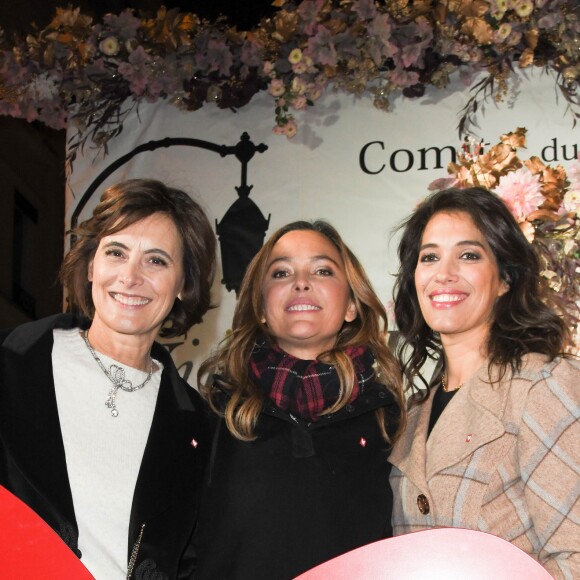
[390,353,580,579]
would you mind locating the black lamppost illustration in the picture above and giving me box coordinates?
[72,132,270,295]
[215,132,270,294]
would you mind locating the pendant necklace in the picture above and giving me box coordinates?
[441,375,464,393]
[82,330,153,417]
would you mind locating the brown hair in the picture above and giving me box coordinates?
[393,186,570,399]
[61,178,216,337]
[199,220,405,441]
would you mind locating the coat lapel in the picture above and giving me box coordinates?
[391,365,511,486]
[389,393,434,494]
[128,345,207,548]
[425,370,508,480]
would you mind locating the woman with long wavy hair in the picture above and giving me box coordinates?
[195,220,405,580]
[390,187,579,579]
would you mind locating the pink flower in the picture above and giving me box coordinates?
[268,79,286,97]
[103,10,141,39]
[390,67,420,88]
[384,300,396,325]
[204,39,234,76]
[117,46,152,96]
[273,120,297,138]
[292,61,308,74]
[353,0,378,20]
[567,156,580,191]
[292,95,307,110]
[307,81,325,101]
[401,44,423,68]
[263,61,275,76]
[494,168,544,222]
[240,40,262,68]
[307,26,337,67]
[29,73,60,101]
[284,120,298,138]
[297,0,326,36]
[428,177,459,191]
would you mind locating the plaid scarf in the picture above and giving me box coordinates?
[248,342,375,421]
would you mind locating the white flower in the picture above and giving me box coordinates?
[563,189,580,217]
[495,23,512,42]
[99,36,120,56]
[288,48,303,64]
[514,0,534,17]
[28,73,59,100]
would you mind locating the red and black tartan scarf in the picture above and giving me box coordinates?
[248,342,375,422]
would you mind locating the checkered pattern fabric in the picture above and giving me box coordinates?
[389,354,580,580]
[248,342,371,421]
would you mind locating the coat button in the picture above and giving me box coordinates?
[417,494,430,515]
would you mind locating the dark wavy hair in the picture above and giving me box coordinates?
[60,178,216,337]
[199,220,405,441]
[393,186,569,397]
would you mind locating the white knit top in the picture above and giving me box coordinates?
[52,328,162,579]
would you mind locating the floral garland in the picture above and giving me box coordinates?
[429,127,580,350]
[0,1,578,163]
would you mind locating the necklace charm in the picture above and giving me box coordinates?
[105,385,120,417]
[82,331,153,418]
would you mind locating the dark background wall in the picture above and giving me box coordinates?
[0,117,65,327]
[0,0,272,327]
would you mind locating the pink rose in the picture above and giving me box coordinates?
[292,95,307,110]
[284,120,298,138]
[494,168,544,222]
[268,79,285,97]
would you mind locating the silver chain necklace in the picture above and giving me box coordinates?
[82,330,154,418]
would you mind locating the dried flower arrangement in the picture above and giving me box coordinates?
[429,127,580,350]
[0,0,578,163]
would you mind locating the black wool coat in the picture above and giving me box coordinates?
[194,380,400,580]
[0,314,210,580]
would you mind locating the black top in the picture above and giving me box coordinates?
[428,384,458,436]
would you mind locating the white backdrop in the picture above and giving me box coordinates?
[67,69,578,384]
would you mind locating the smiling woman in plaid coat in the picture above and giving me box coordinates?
[390,188,579,579]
